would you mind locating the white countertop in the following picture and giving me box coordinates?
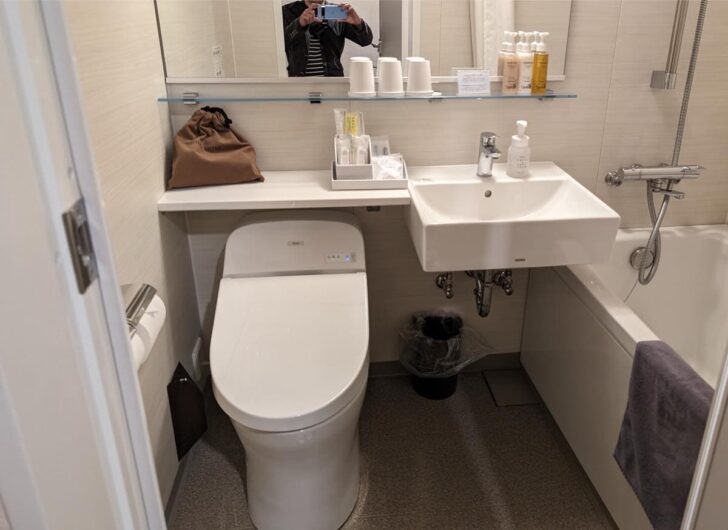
[156,163,571,212]
[157,169,410,212]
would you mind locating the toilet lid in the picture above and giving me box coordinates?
[211,273,369,432]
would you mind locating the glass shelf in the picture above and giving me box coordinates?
[158,90,576,105]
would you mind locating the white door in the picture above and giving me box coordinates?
[0,2,165,529]
[378,0,402,59]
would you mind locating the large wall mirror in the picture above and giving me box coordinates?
[156,0,572,79]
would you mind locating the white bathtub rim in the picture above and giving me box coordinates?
[560,222,728,383]
[556,264,659,360]
[619,223,728,241]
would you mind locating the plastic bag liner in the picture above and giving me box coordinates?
[399,312,493,378]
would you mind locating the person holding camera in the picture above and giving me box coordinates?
[282,1,373,77]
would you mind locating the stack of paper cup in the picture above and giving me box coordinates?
[349,57,376,97]
[405,57,433,96]
[403,56,418,77]
[377,57,404,96]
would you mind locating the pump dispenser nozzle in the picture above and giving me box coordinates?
[536,32,550,52]
[504,31,517,52]
[516,120,528,138]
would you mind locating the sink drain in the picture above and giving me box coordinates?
[484,190,493,198]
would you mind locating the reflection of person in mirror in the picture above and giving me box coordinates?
[282,1,373,77]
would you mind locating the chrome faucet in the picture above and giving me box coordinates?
[477,132,500,177]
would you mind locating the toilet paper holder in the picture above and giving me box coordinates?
[122,283,157,337]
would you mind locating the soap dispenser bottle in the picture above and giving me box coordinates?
[507,120,530,178]
[516,32,534,95]
[501,32,519,95]
[531,32,550,95]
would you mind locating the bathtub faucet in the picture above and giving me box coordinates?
[605,163,703,286]
[604,164,702,187]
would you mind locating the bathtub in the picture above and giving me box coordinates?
[522,225,728,529]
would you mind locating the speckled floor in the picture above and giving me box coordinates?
[167,372,616,529]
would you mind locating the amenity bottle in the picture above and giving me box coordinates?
[531,32,550,95]
[517,32,534,95]
[501,32,519,95]
[507,120,530,178]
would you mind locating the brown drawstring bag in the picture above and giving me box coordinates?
[168,106,264,189]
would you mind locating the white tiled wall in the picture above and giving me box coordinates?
[594,0,728,227]
[176,0,728,363]
[64,0,202,504]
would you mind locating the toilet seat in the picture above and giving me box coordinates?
[211,272,369,433]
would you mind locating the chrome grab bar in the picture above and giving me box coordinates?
[651,0,690,89]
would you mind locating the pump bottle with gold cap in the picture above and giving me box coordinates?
[531,32,550,95]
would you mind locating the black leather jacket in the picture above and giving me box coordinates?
[282,1,374,77]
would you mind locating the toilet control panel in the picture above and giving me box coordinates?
[326,252,356,264]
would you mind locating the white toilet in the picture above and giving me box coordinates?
[210,210,369,530]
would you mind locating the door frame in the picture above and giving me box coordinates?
[683,340,728,528]
[1,1,166,528]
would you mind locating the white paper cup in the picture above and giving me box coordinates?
[405,57,433,96]
[403,56,425,77]
[376,56,396,74]
[377,57,404,96]
[348,57,376,97]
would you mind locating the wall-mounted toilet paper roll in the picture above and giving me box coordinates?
[129,294,166,370]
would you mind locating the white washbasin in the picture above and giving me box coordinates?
[406,163,621,272]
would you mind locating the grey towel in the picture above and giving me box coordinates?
[614,341,713,530]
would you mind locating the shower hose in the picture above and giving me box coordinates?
[638,0,708,285]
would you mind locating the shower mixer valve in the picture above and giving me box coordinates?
[603,0,706,289]
[604,162,702,287]
[605,164,702,187]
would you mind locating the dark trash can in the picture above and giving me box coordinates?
[400,313,464,400]
[411,373,459,400]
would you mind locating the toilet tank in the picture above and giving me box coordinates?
[223,211,366,278]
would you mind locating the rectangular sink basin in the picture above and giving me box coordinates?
[406,163,620,272]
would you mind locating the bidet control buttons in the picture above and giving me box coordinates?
[326,252,356,263]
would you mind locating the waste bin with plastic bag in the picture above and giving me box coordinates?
[399,312,492,399]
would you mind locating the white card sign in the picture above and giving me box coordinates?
[457,70,491,96]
